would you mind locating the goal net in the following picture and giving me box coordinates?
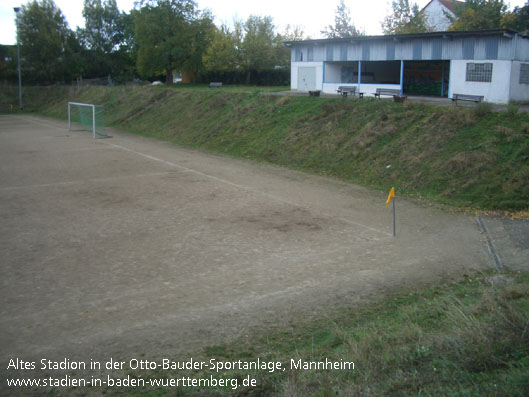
[67,102,108,138]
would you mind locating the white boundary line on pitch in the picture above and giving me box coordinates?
[104,141,393,238]
[0,172,177,191]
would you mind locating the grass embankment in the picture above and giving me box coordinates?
[2,84,528,210]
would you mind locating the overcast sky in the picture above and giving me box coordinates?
[1,0,527,45]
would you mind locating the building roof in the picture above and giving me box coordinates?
[438,0,464,13]
[421,0,465,14]
[283,29,526,47]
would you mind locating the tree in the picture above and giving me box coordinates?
[448,0,507,31]
[17,0,79,83]
[76,0,136,81]
[0,45,18,82]
[181,10,215,78]
[502,1,529,34]
[134,0,213,83]
[203,25,240,72]
[79,0,124,53]
[321,0,363,38]
[241,15,278,73]
[276,25,306,68]
[382,0,430,34]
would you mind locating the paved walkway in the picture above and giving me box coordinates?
[269,91,529,113]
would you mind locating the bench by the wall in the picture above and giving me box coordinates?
[374,88,401,99]
[209,82,223,88]
[336,86,363,98]
[451,93,484,105]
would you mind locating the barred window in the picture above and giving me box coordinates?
[466,63,493,82]
[520,63,529,84]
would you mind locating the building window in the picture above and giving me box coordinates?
[462,39,475,59]
[413,41,422,60]
[340,44,348,61]
[361,43,370,60]
[466,62,493,82]
[341,67,355,83]
[386,42,395,60]
[326,45,334,61]
[431,39,442,59]
[307,46,313,62]
[295,48,303,62]
[520,63,529,84]
[484,37,499,60]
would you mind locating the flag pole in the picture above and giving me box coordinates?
[386,187,396,237]
[393,197,396,237]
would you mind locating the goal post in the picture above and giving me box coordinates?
[67,102,108,139]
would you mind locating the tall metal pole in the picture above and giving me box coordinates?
[14,7,22,110]
[393,198,396,237]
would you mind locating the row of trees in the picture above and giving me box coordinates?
[4,0,529,85]
[6,0,302,85]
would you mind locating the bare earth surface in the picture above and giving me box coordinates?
[1,115,496,388]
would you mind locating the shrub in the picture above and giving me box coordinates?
[474,102,493,117]
[507,103,520,116]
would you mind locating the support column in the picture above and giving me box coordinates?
[400,60,404,96]
[357,60,362,93]
[441,61,445,97]
[322,61,326,91]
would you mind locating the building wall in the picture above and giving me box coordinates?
[423,0,455,31]
[448,59,512,103]
[510,61,529,102]
[289,32,529,102]
[290,61,323,91]
[515,36,529,61]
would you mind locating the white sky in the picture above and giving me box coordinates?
[1,0,527,45]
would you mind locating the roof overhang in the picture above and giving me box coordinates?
[283,29,525,47]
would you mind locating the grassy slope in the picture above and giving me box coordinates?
[3,84,528,210]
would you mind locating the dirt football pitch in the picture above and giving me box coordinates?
[1,115,490,380]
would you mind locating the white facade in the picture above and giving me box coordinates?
[510,61,529,102]
[449,60,512,104]
[423,0,457,32]
[287,30,529,104]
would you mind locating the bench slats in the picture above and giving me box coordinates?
[451,93,484,106]
[374,88,401,98]
[336,86,363,98]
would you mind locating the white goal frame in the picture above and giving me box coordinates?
[68,102,96,139]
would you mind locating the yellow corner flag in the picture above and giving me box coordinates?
[386,187,395,206]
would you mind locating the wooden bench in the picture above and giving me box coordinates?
[308,90,321,97]
[336,86,363,98]
[209,82,223,88]
[451,93,484,105]
[374,88,401,99]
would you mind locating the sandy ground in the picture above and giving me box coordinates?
[1,115,496,389]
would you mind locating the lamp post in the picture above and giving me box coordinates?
[14,7,22,110]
